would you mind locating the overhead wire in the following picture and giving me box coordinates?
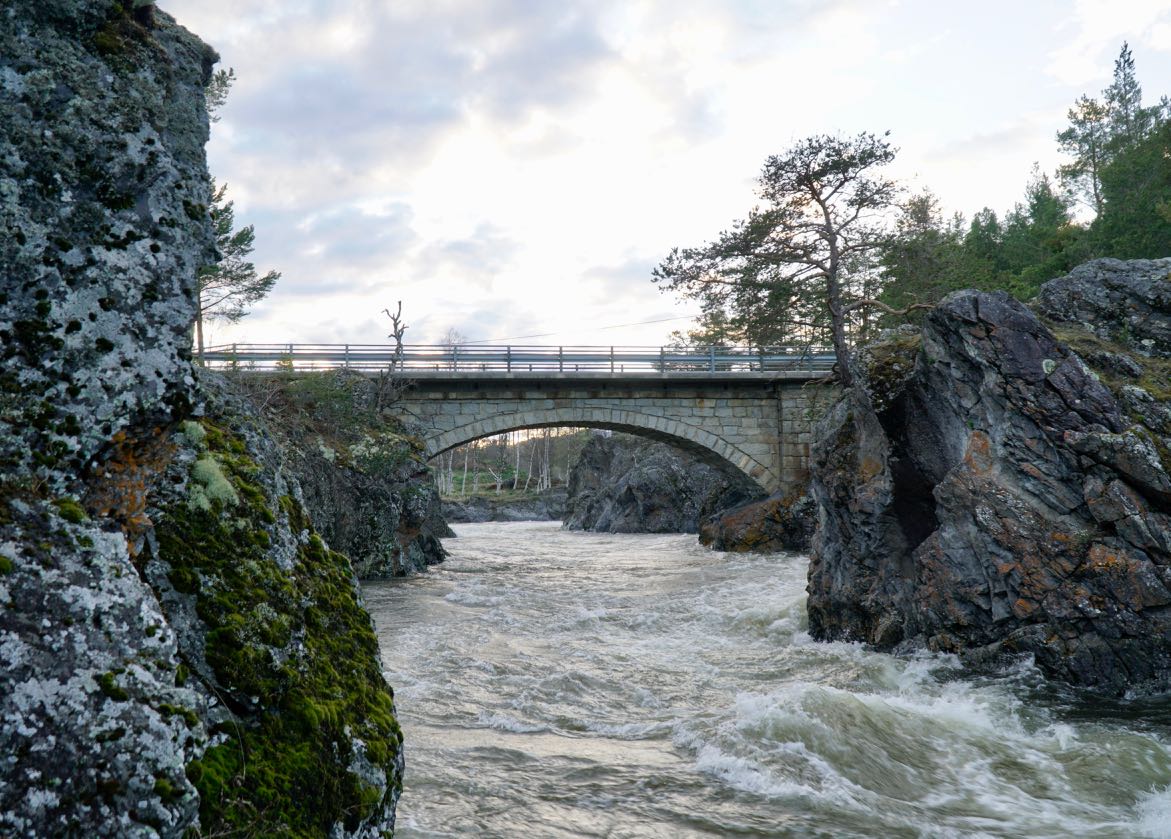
[462,314,699,344]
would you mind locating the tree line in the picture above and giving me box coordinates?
[658,43,1170,363]
[434,429,594,498]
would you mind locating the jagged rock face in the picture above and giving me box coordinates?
[699,491,815,553]
[808,279,1171,695]
[1,5,405,835]
[443,488,568,523]
[1,2,217,490]
[1035,257,1171,358]
[1,4,218,834]
[294,428,450,578]
[564,434,762,533]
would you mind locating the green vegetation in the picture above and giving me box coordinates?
[195,69,280,359]
[658,43,1170,350]
[154,419,400,837]
[53,497,88,524]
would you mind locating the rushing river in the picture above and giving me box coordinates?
[364,521,1171,838]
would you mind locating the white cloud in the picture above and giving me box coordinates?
[164,0,1171,349]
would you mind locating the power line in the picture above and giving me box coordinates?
[463,314,698,344]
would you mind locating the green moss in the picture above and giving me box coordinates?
[0,555,13,575]
[97,672,129,702]
[53,497,88,524]
[153,777,183,804]
[157,702,200,728]
[154,423,401,836]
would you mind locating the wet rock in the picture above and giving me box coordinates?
[564,433,762,533]
[808,276,1171,695]
[699,491,815,553]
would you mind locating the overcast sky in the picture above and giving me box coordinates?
[164,0,1171,349]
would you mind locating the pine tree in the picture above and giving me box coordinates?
[195,68,280,359]
[1056,95,1110,215]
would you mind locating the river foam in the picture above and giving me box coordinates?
[365,521,1171,838]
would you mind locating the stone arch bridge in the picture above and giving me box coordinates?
[204,344,836,494]
[397,363,837,493]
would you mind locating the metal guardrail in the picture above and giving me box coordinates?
[199,344,836,374]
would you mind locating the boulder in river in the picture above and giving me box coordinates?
[564,433,763,533]
[808,264,1171,695]
[699,491,816,553]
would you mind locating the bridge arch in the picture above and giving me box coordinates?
[424,406,778,492]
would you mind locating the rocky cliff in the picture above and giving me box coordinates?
[0,3,403,834]
[229,369,450,577]
[807,259,1171,695]
[564,433,762,533]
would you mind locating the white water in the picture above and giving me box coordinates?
[364,521,1171,838]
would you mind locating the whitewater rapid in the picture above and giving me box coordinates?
[364,521,1171,838]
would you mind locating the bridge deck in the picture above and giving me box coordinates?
[201,343,836,380]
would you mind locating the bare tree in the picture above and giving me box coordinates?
[383,301,408,371]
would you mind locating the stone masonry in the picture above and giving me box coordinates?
[394,374,832,493]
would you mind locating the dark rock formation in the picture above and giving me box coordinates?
[808,270,1171,695]
[564,433,763,533]
[297,439,450,576]
[444,487,568,523]
[699,491,815,553]
[0,3,402,834]
[232,370,450,577]
[1034,257,1171,357]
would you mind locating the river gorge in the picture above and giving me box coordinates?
[368,522,1171,838]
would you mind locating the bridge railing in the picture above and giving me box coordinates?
[200,344,836,374]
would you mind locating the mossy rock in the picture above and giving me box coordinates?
[152,419,401,836]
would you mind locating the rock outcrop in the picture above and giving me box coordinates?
[808,266,1171,695]
[0,3,403,834]
[443,487,568,523]
[564,433,762,533]
[1035,257,1171,358]
[230,370,450,577]
[699,491,815,553]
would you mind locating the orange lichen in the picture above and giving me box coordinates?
[85,427,176,557]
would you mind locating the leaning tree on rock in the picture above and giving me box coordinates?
[654,131,909,388]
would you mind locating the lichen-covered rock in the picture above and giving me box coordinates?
[1,4,405,834]
[1,3,218,834]
[808,278,1171,695]
[564,433,762,533]
[1034,257,1171,358]
[1,2,217,492]
[699,491,815,553]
